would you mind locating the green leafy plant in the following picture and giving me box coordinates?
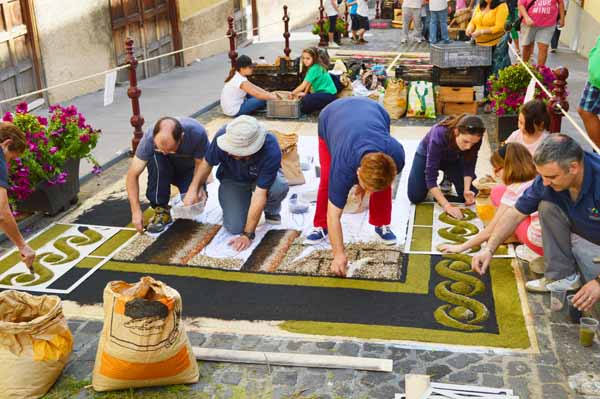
[487,63,557,116]
[311,17,346,35]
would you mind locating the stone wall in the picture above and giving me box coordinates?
[33,0,114,103]
[561,1,600,58]
[255,0,320,41]
[178,0,234,65]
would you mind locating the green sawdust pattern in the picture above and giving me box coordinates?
[0,227,103,287]
[99,255,430,294]
[433,254,489,331]
[0,224,71,275]
[414,203,434,225]
[90,229,137,257]
[411,226,433,251]
[438,209,481,252]
[280,257,531,349]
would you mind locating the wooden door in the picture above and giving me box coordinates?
[0,0,42,113]
[233,0,249,47]
[109,0,181,82]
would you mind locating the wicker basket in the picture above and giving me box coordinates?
[267,91,301,119]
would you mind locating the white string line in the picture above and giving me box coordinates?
[507,40,600,153]
[0,18,288,106]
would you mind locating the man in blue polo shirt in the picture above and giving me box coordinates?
[304,97,405,277]
[193,115,289,251]
[126,116,209,233]
[472,134,600,311]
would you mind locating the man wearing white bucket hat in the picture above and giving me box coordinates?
[194,115,289,251]
[126,117,209,234]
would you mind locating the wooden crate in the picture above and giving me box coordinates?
[441,101,478,115]
[438,86,475,103]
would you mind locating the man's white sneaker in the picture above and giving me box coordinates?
[526,274,581,293]
[546,273,582,291]
[328,42,340,48]
[515,245,542,263]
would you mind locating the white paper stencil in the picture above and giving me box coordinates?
[405,203,514,258]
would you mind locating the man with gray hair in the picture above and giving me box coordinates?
[472,134,600,312]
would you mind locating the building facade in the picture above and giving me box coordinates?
[561,0,600,58]
[0,0,319,110]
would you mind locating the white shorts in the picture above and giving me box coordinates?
[520,24,555,46]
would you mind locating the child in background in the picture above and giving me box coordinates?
[356,0,370,44]
[347,0,360,43]
[290,47,337,114]
[440,143,543,262]
[506,99,550,156]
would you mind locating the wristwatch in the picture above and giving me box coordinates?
[242,231,255,240]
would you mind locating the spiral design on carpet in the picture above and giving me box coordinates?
[438,208,480,252]
[0,227,103,287]
[433,254,490,331]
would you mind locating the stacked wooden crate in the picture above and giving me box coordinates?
[437,86,477,115]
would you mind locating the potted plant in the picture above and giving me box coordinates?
[487,63,557,142]
[2,102,101,215]
[311,17,347,37]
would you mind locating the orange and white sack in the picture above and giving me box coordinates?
[0,290,73,399]
[92,276,198,392]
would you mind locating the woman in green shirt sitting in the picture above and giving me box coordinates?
[291,47,338,114]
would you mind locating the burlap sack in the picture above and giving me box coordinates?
[92,277,198,392]
[0,290,73,399]
[383,79,408,119]
[272,129,305,186]
[337,74,354,98]
[450,8,472,29]
[344,185,370,214]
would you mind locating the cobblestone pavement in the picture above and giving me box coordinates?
[54,290,600,399]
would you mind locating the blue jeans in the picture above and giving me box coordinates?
[218,172,289,234]
[146,152,194,208]
[300,93,336,114]
[236,95,266,116]
[407,153,477,204]
[430,9,449,43]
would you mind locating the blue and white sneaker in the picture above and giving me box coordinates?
[375,225,397,245]
[304,227,328,245]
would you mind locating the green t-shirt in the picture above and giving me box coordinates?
[590,36,600,89]
[304,64,337,95]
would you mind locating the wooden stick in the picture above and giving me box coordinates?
[193,347,393,372]
[386,52,403,75]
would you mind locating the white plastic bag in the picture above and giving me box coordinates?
[169,193,206,221]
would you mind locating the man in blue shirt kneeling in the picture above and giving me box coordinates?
[194,116,289,252]
[472,134,600,312]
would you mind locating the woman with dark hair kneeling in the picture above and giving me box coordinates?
[221,55,277,117]
[407,114,486,220]
[290,47,338,114]
[303,97,405,277]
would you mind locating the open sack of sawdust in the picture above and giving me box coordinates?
[272,129,305,186]
[92,276,198,392]
[0,290,73,399]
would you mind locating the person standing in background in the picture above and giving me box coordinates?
[578,35,600,147]
[401,0,424,44]
[324,0,340,48]
[519,0,565,66]
[551,0,569,53]
[506,0,521,56]
[421,0,431,42]
[429,0,451,44]
[356,0,371,44]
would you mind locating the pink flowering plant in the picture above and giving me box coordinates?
[2,102,100,206]
[487,63,557,116]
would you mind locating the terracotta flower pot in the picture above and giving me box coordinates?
[496,113,519,143]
